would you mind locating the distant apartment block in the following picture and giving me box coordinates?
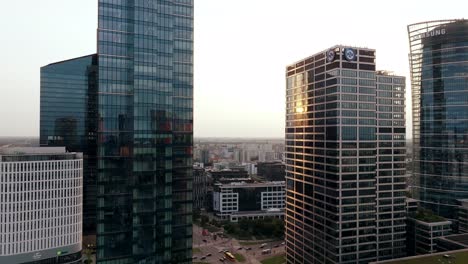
[213,181,285,222]
[0,147,82,264]
[200,149,210,165]
[243,163,258,175]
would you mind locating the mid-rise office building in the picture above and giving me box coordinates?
[209,168,249,181]
[40,1,194,263]
[257,161,286,181]
[0,147,82,264]
[193,165,208,210]
[285,45,406,263]
[369,248,468,264]
[458,199,468,233]
[213,181,285,222]
[435,233,468,252]
[408,19,468,222]
[241,162,257,175]
[407,212,452,255]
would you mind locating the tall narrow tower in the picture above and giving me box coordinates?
[96,1,194,263]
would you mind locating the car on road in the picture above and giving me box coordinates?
[281,241,285,245]
[206,253,212,257]
[202,239,207,243]
[192,256,197,260]
[245,247,252,250]
[219,258,224,262]
[200,256,206,260]
[260,243,268,248]
[274,244,280,248]
[237,247,243,250]
[218,249,224,253]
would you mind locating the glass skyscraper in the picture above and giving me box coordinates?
[409,19,468,221]
[40,54,99,234]
[41,1,193,263]
[285,46,406,263]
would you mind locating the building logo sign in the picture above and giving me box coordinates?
[326,50,335,62]
[344,48,356,61]
[33,252,42,260]
[412,28,447,41]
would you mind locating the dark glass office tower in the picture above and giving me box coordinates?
[41,1,193,263]
[40,54,99,234]
[96,1,193,263]
[285,46,406,264]
[409,20,468,221]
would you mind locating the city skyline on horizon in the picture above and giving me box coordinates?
[1,0,468,138]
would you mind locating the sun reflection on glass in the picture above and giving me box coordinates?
[296,107,305,113]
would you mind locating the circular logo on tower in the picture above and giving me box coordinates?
[326,50,335,62]
[344,48,356,61]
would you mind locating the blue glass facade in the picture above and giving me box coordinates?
[409,20,468,220]
[41,1,193,263]
[40,54,99,234]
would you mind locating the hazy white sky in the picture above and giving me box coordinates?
[0,0,466,137]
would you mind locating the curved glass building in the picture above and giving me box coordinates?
[409,19,468,220]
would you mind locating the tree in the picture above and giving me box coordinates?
[210,218,221,227]
[193,209,201,221]
[239,219,250,232]
[200,215,209,227]
[224,222,236,234]
[83,248,93,264]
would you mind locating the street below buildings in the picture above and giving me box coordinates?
[193,225,285,264]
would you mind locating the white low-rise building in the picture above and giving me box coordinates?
[213,181,285,222]
[0,147,83,264]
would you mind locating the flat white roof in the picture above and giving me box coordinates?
[0,147,66,155]
[218,181,285,188]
